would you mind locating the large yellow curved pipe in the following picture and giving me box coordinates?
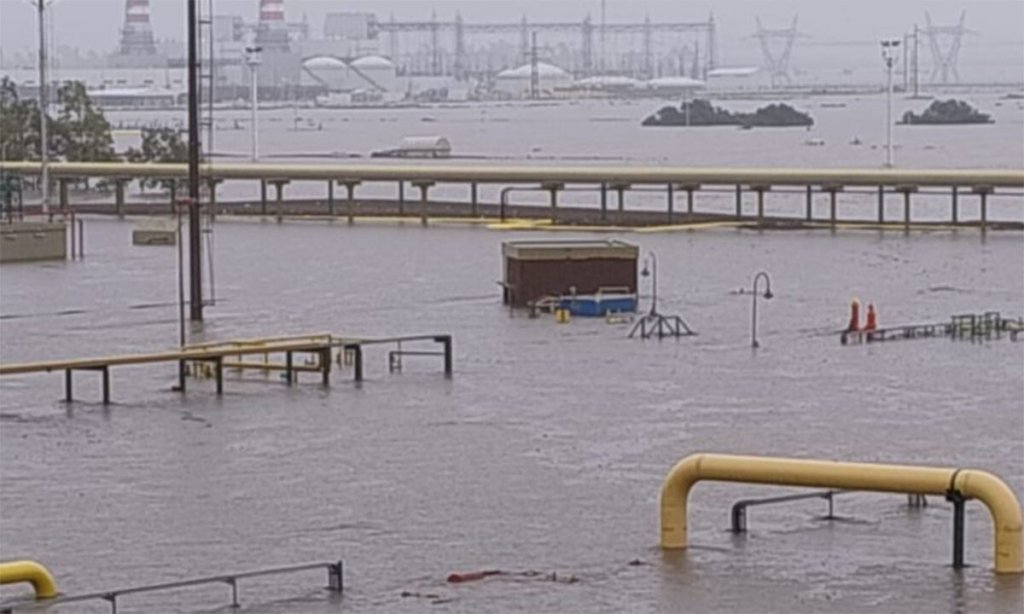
[660,453,1023,574]
[954,470,1024,574]
[0,560,59,599]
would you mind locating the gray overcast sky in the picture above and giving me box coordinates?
[1,0,1022,61]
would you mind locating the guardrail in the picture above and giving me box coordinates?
[730,490,845,533]
[0,561,342,613]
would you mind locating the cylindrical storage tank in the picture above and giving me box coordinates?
[302,56,350,91]
[494,62,571,98]
[349,55,397,92]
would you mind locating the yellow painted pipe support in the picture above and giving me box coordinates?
[659,453,1023,574]
[0,560,59,599]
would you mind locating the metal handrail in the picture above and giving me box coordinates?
[730,490,846,533]
[0,561,342,614]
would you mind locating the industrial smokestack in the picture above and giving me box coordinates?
[256,0,290,51]
[119,0,156,55]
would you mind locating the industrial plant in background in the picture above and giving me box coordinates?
[0,0,1005,109]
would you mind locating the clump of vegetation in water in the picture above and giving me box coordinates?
[642,99,814,128]
[899,99,993,125]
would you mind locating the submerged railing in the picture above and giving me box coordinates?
[0,561,343,613]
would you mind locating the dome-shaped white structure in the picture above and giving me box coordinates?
[645,76,706,92]
[303,56,347,69]
[574,75,640,90]
[494,62,571,97]
[349,55,397,92]
[350,55,395,69]
[302,56,351,91]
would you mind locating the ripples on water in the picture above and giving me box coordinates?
[2,100,1024,613]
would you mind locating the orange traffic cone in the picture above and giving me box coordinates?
[847,299,861,332]
[865,304,878,331]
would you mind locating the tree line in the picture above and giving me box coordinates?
[1,77,188,191]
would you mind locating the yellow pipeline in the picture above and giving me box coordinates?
[0,560,59,599]
[660,453,1023,574]
[1,161,1022,189]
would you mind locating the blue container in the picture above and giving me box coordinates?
[559,293,638,317]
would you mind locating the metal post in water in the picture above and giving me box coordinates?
[398,181,405,216]
[735,185,742,219]
[187,0,203,321]
[327,181,335,216]
[37,0,50,215]
[600,182,608,220]
[947,490,966,569]
[260,180,267,215]
[877,186,885,223]
[805,186,813,221]
[951,186,958,224]
[101,366,110,404]
[470,182,478,216]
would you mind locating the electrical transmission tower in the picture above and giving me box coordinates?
[923,11,973,84]
[752,15,805,87]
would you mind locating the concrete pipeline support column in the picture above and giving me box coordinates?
[412,181,434,226]
[896,185,918,233]
[0,560,59,599]
[340,180,360,225]
[659,453,1023,574]
[542,182,563,224]
[973,186,993,233]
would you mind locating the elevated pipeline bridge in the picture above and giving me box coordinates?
[2,162,1022,232]
[0,332,453,403]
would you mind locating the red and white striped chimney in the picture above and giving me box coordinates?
[119,0,156,55]
[259,0,285,24]
[256,0,290,51]
[124,0,151,26]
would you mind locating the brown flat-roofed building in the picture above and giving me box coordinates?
[501,239,639,307]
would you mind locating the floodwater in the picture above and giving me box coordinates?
[2,95,1024,613]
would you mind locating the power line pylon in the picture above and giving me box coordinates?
[752,15,806,87]
[923,11,973,84]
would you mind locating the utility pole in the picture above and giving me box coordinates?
[881,39,900,168]
[529,31,539,100]
[36,0,49,215]
[245,46,262,162]
[187,0,204,321]
[912,24,920,98]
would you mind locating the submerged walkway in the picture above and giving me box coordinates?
[0,333,453,403]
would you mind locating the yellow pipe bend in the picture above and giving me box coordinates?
[954,470,1024,574]
[659,453,1023,574]
[0,560,59,599]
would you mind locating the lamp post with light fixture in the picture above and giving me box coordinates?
[881,39,901,168]
[750,271,774,349]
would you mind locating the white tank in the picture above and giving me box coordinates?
[302,56,349,91]
[349,55,397,92]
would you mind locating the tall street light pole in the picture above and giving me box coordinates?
[641,252,658,316]
[245,46,262,162]
[36,0,49,214]
[187,0,203,321]
[881,39,900,169]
